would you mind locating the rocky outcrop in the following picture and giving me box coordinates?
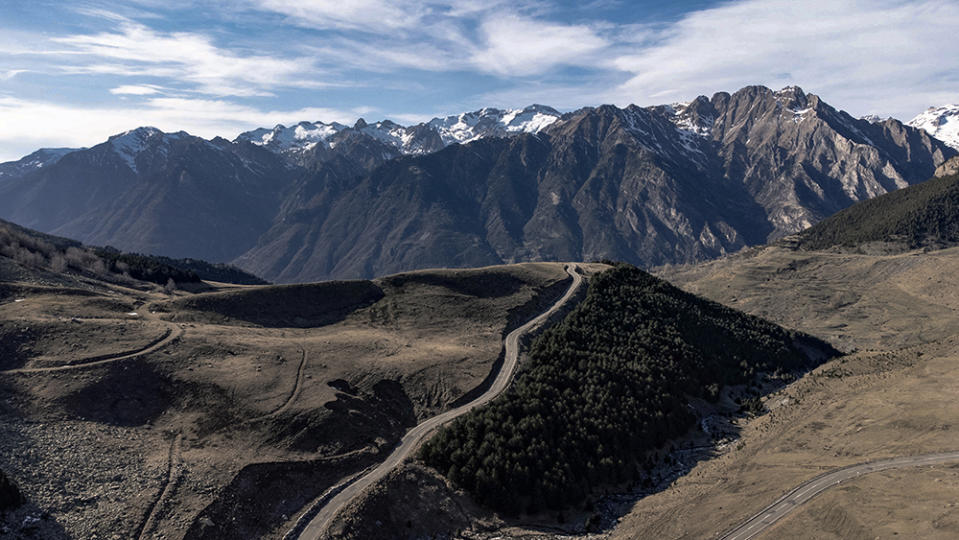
[935,155,959,178]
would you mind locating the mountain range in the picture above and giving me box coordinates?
[0,86,954,282]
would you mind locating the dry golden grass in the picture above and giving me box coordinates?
[605,246,959,539]
[0,261,574,539]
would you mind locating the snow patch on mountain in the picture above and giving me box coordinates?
[237,121,346,154]
[355,120,419,153]
[106,127,197,173]
[0,148,77,179]
[667,101,714,137]
[860,114,888,124]
[909,104,959,149]
[109,127,163,172]
[428,105,560,145]
[235,105,562,160]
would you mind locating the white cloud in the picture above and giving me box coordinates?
[3,0,957,164]
[251,0,520,32]
[51,22,327,96]
[0,96,360,162]
[109,84,162,95]
[605,0,959,118]
[386,112,435,125]
[255,0,425,30]
[471,14,609,76]
[253,0,613,78]
[0,69,26,80]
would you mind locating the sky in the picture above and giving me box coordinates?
[0,0,958,162]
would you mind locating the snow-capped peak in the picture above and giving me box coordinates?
[427,104,561,146]
[860,114,888,124]
[908,104,959,149]
[108,127,165,172]
[667,98,715,137]
[236,121,346,154]
[235,105,563,160]
[105,127,191,173]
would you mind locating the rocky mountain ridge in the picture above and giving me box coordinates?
[233,104,561,165]
[0,86,952,282]
[239,85,953,281]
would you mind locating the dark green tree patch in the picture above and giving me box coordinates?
[421,264,836,513]
[799,172,959,250]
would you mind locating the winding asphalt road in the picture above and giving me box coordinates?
[296,264,584,540]
[720,451,959,540]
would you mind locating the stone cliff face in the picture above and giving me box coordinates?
[935,155,959,178]
[708,86,949,236]
[0,86,953,281]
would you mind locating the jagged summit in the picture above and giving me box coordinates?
[104,127,193,173]
[232,104,562,161]
[427,104,561,145]
[909,104,959,149]
[235,121,347,157]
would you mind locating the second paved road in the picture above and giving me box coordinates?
[721,450,959,540]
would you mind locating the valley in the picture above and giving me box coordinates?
[4,212,959,539]
[605,244,959,539]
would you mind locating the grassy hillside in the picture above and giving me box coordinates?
[0,259,575,539]
[166,280,384,327]
[798,172,959,250]
[420,264,837,513]
[649,245,959,540]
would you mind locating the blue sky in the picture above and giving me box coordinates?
[1,0,958,161]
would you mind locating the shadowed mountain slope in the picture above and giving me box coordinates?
[239,86,953,281]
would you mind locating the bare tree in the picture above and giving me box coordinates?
[49,254,67,273]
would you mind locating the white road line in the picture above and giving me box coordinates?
[719,451,959,540]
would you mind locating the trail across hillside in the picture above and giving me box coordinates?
[0,305,183,375]
[136,433,184,540]
[244,346,309,424]
[720,451,959,540]
[293,264,584,540]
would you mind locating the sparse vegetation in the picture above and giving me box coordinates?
[0,218,266,286]
[738,396,765,417]
[420,264,836,513]
[94,247,200,285]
